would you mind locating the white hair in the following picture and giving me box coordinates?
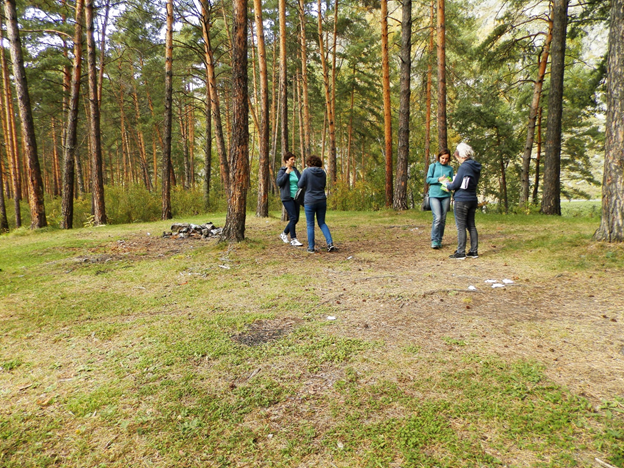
[455,142,474,160]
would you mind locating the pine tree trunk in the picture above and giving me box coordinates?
[541,0,569,216]
[0,152,8,231]
[423,0,434,198]
[329,0,339,184]
[4,0,47,229]
[162,0,173,219]
[201,0,230,196]
[436,0,447,151]
[381,0,393,206]
[254,0,270,217]
[129,63,153,191]
[299,0,311,159]
[594,0,624,242]
[0,21,20,227]
[279,0,289,157]
[347,63,356,187]
[532,107,543,204]
[86,0,106,225]
[222,0,249,242]
[96,0,110,106]
[204,79,212,210]
[51,118,61,197]
[520,19,552,206]
[393,0,412,211]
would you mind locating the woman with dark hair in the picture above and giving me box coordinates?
[276,152,303,247]
[445,142,482,259]
[297,155,336,253]
[426,149,454,249]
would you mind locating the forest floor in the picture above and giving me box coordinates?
[1,209,623,467]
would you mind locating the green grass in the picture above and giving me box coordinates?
[1,209,623,467]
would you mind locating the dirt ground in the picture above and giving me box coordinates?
[111,219,624,406]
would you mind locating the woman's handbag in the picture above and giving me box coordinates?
[295,187,305,205]
[422,193,431,211]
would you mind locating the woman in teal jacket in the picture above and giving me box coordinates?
[426,149,454,249]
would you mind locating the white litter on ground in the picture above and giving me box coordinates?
[492,283,505,288]
[468,285,477,291]
[503,279,515,284]
[327,316,336,321]
[485,279,498,283]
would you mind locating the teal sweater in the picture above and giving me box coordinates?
[426,162,454,198]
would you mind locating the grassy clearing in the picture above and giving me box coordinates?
[1,209,623,467]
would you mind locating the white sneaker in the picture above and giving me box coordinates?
[291,238,303,247]
[280,233,289,243]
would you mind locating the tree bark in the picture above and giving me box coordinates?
[204,77,212,210]
[437,0,447,151]
[0,19,20,227]
[541,0,569,216]
[4,0,47,229]
[278,0,289,157]
[86,0,106,225]
[254,0,270,217]
[329,0,339,184]
[318,0,337,184]
[222,0,249,242]
[381,0,393,206]
[520,18,552,206]
[201,0,230,196]
[299,0,311,159]
[60,0,83,230]
[594,0,624,242]
[532,106,543,204]
[0,149,7,231]
[394,0,412,211]
[162,0,173,220]
[423,0,434,197]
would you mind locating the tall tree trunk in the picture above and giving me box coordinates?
[393,0,412,211]
[254,0,270,217]
[329,0,339,184]
[204,79,212,210]
[162,0,173,219]
[86,0,106,225]
[51,118,61,197]
[0,20,20,227]
[129,62,153,191]
[541,0,569,216]
[0,148,7,231]
[520,18,553,205]
[318,0,337,184]
[299,0,311,159]
[436,0,447,151]
[381,0,393,206]
[201,0,230,196]
[96,0,110,106]
[278,0,289,157]
[222,0,249,242]
[4,0,47,228]
[179,98,191,190]
[423,0,434,197]
[346,63,356,187]
[532,106,543,204]
[594,0,624,242]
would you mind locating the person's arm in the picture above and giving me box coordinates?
[425,164,438,185]
[297,170,307,188]
[276,168,288,187]
[446,164,466,191]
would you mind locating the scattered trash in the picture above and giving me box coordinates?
[502,279,514,284]
[485,279,497,283]
[327,316,336,321]
[468,285,477,291]
[218,265,230,270]
[347,256,353,260]
[337,442,344,449]
[163,222,222,239]
[492,283,505,288]
[267,434,273,439]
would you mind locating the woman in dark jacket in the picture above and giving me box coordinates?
[444,142,482,259]
[297,155,336,253]
[276,152,303,246]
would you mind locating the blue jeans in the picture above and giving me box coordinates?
[454,200,478,254]
[282,199,300,239]
[430,196,451,244]
[304,201,333,250]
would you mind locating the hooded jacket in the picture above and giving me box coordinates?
[446,158,482,202]
[297,167,327,205]
[276,166,301,201]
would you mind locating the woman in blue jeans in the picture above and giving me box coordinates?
[297,155,337,253]
[426,149,454,249]
[276,152,303,247]
[444,142,482,259]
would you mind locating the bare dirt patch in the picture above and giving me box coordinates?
[232,317,304,346]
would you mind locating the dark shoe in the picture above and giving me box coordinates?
[431,242,440,249]
[466,251,479,258]
[307,248,316,253]
[449,251,466,260]
[327,244,337,252]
